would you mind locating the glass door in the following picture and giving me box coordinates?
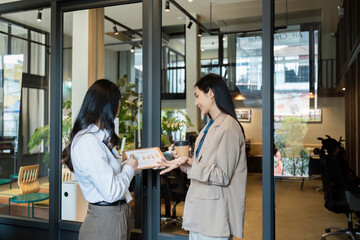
[61,1,144,237]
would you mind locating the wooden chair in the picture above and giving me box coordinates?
[8,164,49,218]
[17,164,40,194]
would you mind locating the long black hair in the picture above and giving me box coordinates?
[62,79,121,171]
[195,73,245,136]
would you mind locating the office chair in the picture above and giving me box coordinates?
[319,136,360,240]
[161,169,188,226]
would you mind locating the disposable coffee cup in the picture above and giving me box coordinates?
[174,141,190,158]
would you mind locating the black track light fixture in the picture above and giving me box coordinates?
[187,21,193,29]
[113,25,119,35]
[165,0,170,12]
[37,8,42,22]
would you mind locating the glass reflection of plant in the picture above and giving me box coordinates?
[116,74,142,151]
[276,116,308,176]
[161,108,193,150]
[28,100,72,169]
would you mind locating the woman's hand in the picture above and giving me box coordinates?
[157,157,189,175]
[125,154,139,170]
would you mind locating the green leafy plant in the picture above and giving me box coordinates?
[28,100,72,169]
[161,108,193,149]
[116,74,142,151]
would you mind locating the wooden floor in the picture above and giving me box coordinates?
[0,176,49,220]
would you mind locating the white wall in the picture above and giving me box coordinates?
[231,96,346,145]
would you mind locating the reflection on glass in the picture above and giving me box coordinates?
[3,54,22,137]
[274,25,346,240]
[61,4,144,235]
[0,9,50,221]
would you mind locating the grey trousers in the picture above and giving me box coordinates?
[79,202,131,240]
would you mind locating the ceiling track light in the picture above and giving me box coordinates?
[187,21,193,29]
[165,0,170,12]
[198,30,202,37]
[113,25,119,35]
[37,8,42,22]
[130,46,135,53]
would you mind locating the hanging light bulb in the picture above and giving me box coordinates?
[165,0,170,12]
[37,9,42,22]
[130,46,135,53]
[234,93,246,100]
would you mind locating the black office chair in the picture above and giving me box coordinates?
[319,135,360,240]
[161,169,188,226]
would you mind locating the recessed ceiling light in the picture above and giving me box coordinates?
[177,16,185,21]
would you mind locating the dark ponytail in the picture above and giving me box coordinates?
[195,73,245,137]
[62,79,121,171]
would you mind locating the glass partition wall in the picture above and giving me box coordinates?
[61,2,143,235]
[160,0,263,239]
[0,9,50,220]
[0,0,350,239]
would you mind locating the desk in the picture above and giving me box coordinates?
[9,193,49,218]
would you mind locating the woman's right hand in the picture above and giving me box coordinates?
[125,154,139,170]
[157,157,189,175]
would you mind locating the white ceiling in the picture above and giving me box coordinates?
[0,0,338,52]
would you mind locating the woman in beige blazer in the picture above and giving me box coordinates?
[159,73,247,240]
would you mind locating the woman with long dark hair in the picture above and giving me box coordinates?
[159,73,247,240]
[62,79,138,240]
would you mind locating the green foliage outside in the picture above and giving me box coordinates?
[275,116,309,176]
[28,100,72,169]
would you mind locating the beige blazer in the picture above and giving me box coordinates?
[181,112,247,238]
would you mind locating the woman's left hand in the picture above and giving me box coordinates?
[157,157,188,175]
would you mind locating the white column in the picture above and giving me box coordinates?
[72,10,89,125]
[71,9,104,125]
[185,16,201,132]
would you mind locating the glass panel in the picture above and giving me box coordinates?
[0,20,9,34]
[10,38,28,73]
[235,33,263,240]
[274,26,345,239]
[162,40,185,97]
[201,35,219,65]
[161,1,254,239]
[0,9,50,221]
[30,32,46,76]
[62,3,144,236]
